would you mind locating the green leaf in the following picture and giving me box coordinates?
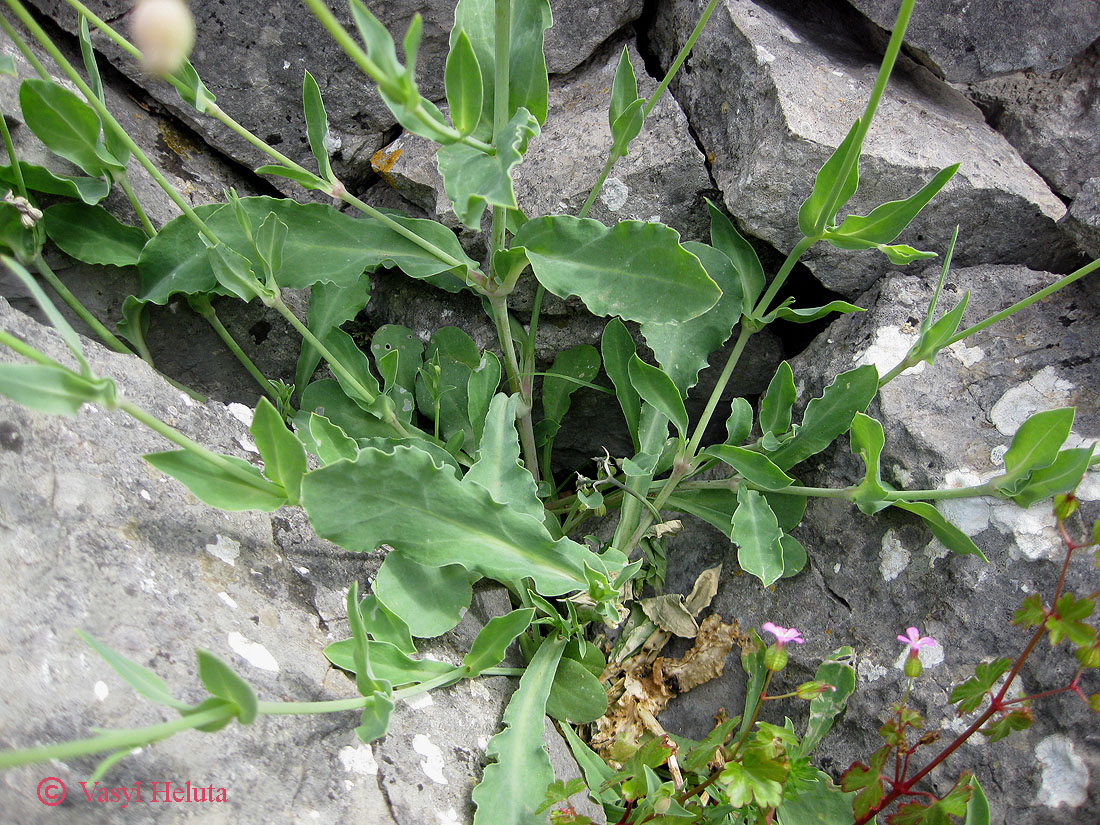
[610,98,645,159]
[254,211,288,283]
[466,393,543,521]
[445,29,483,136]
[471,634,565,825]
[766,491,807,532]
[704,444,794,490]
[116,296,150,355]
[601,317,641,446]
[726,397,754,445]
[731,487,784,586]
[912,293,969,365]
[998,407,1075,492]
[356,693,395,744]
[826,165,959,247]
[0,363,111,416]
[452,0,552,141]
[1,254,89,369]
[798,118,861,238]
[42,203,146,268]
[0,203,38,262]
[965,776,990,825]
[610,46,640,128]
[559,721,621,810]
[254,164,330,192]
[980,710,1032,743]
[1010,446,1095,507]
[143,449,287,511]
[769,301,863,324]
[849,413,888,513]
[682,717,740,775]
[842,746,888,821]
[462,608,534,678]
[139,197,473,304]
[0,54,14,76]
[542,344,601,427]
[436,107,539,228]
[706,198,764,310]
[302,70,333,181]
[78,16,128,165]
[346,581,389,698]
[879,243,937,265]
[295,273,371,391]
[0,162,109,204]
[780,534,808,578]
[76,630,188,710]
[891,501,988,561]
[302,445,608,595]
[546,655,608,724]
[370,324,423,393]
[1046,593,1096,647]
[760,361,796,436]
[375,552,473,638]
[206,241,264,303]
[719,747,788,809]
[173,59,216,113]
[250,397,307,504]
[514,215,720,325]
[775,771,861,825]
[629,355,688,438]
[18,78,119,176]
[321,326,381,408]
[298,412,358,465]
[196,650,258,724]
[415,326,479,444]
[324,638,453,685]
[639,241,744,394]
[949,658,1011,713]
[357,594,415,655]
[798,648,856,757]
[1013,593,1046,628]
[298,380,391,440]
[536,777,588,816]
[768,365,879,470]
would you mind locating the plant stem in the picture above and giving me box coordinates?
[751,235,816,322]
[686,324,752,457]
[489,294,540,482]
[644,0,720,120]
[116,171,156,237]
[34,254,134,356]
[577,153,616,219]
[0,96,29,199]
[188,295,281,404]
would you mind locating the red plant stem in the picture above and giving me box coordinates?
[615,799,635,825]
[1002,683,1076,705]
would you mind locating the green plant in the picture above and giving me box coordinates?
[1,0,1098,822]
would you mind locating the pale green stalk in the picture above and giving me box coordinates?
[0,94,29,198]
[116,172,156,237]
[189,295,281,404]
[34,255,135,356]
[643,0,720,120]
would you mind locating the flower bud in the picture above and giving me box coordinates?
[1093,519,1100,546]
[130,0,195,76]
[796,680,835,700]
[904,653,923,678]
[1053,493,1078,520]
[764,644,788,672]
[653,795,671,815]
[1076,643,1100,669]
[1090,693,1100,713]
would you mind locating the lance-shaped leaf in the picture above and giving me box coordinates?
[601,317,641,446]
[1010,446,1095,508]
[997,407,1075,493]
[445,29,482,136]
[254,211,288,283]
[374,551,473,638]
[0,161,109,204]
[879,243,937,264]
[798,117,861,238]
[760,361,795,436]
[797,647,856,757]
[206,241,266,303]
[703,445,794,491]
[467,393,543,521]
[143,450,287,512]
[324,638,454,685]
[18,78,121,177]
[301,445,606,594]
[77,630,188,710]
[765,301,863,324]
[467,351,502,445]
[415,326,480,445]
[250,397,307,504]
[911,293,969,365]
[357,594,415,655]
[780,534,807,577]
[731,487,784,586]
[452,0,552,140]
[849,412,888,514]
[0,363,113,416]
[767,364,879,470]
[892,500,988,561]
[726,397,754,445]
[515,215,719,325]
[471,634,565,825]
[197,650,258,724]
[302,70,333,181]
[174,59,216,113]
[370,324,423,393]
[639,242,743,394]
[629,355,688,438]
[295,273,371,390]
[43,203,147,268]
[826,164,959,248]
[436,107,539,228]
[706,198,764,311]
[463,608,534,678]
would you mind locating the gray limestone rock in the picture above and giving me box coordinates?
[650,0,1074,297]
[0,297,598,824]
[1066,177,1100,259]
[27,0,644,191]
[656,263,1100,824]
[967,44,1100,201]
[845,0,1100,82]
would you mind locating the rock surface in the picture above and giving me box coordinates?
[650,0,1075,297]
[657,263,1100,824]
[0,297,597,824]
[844,0,1100,82]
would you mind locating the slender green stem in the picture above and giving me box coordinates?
[948,257,1100,347]
[752,235,816,321]
[0,97,28,199]
[686,324,752,457]
[729,669,775,759]
[814,0,916,236]
[34,254,134,355]
[189,296,280,404]
[577,153,615,219]
[623,461,690,555]
[0,11,48,78]
[3,0,219,245]
[0,327,56,366]
[0,705,232,769]
[644,0,720,120]
[489,294,540,482]
[116,172,156,237]
[884,482,997,501]
[877,354,915,387]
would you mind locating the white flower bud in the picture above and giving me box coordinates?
[130,0,195,76]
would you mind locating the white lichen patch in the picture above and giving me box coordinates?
[990,367,1075,435]
[989,500,1059,561]
[140,489,151,501]
[937,470,992,535]
[855,327,924,377]
[437,809,462,825]
[947,340,984,367]
[754,44,776,64]
[94,680,109,702]
[227,402,254,427]
[858,660,888,683]
[924,539,951,567]
[599,177,628,211]
[338,744,378,776]
[205,534,240,566]
[892,643,943,672]
[1035,734,1089,808]
[227,632,279,672]
[412,734,448,784]
[406,693,434,710]
[879,529,910,581]
[217,592,238,610]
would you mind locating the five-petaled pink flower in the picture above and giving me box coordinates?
[763,622,804,647]
[898,627,937,655]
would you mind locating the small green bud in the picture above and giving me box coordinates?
[1090,693,1100,713]
[653,795,671,815]
[1053,494,1078,520]
[764,644,788,672]
[796,680,835,700]
[904,654,923,678]
[1077,643,1100,669]
[1093,519,1100,546]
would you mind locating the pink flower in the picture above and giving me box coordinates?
[898,627,937,655]
[763,622,804,647]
